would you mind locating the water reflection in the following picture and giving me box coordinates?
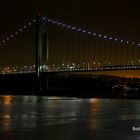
[2,95,13,105]
[89,98,102,130]
[0,96,140,139]
[1,96,13,132]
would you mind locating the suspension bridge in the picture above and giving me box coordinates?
[0,14,140,94]
[0,15,140,74]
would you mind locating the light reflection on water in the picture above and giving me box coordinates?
[1,96,12,132]
[0,95,140,139]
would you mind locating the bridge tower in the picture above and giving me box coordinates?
[36,14,49,94]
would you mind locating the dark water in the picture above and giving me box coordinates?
[0,95,140,140]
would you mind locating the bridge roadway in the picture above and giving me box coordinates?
[0,65,140,74]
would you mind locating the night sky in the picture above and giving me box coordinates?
[0,0,140,66]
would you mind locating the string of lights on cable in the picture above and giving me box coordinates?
[1,15,140,48]
[42,16,140,47]
[0,18,36,48]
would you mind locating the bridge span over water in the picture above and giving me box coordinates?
[0,15,140,93]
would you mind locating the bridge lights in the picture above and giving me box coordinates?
[82,30,86,33]
[62,24,66,27]
[19,29,23,32]
[24,26,27,29]
[57,22,61,25]
[67,25,71,28]
[42,17,46,20]
[33,19,36,22]
[93,61,96,65]
[28,22,32,26]
[72,63,75,68]
[72,27,76,30]
[10,34,14,38]
[47,19,51,22]
[77,28,81,31]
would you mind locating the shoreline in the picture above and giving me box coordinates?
[0,72,139,99]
